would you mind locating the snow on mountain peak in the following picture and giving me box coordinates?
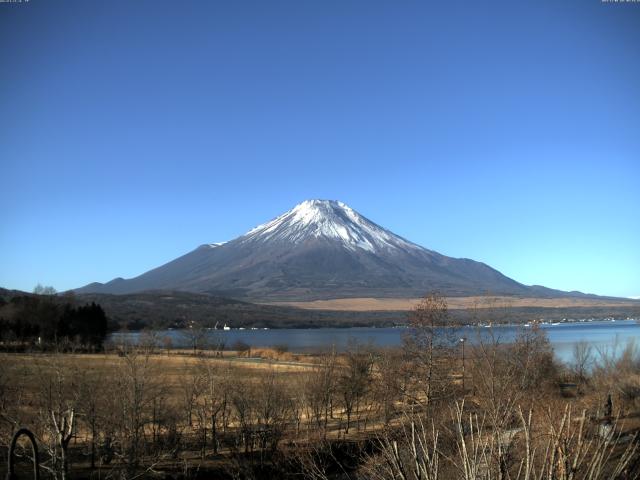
[242,199,422,253]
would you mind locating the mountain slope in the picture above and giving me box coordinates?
[77,200,550,300]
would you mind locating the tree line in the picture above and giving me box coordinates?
[0,286,108,350]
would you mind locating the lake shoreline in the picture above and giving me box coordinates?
[108,319,640,364]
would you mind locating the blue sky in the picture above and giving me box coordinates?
[1,1,638,298]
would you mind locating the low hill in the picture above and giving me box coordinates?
[3,288,638,331]
[72,290,404,329]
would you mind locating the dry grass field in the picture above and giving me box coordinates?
[3,309,640,479]
[268,295,640,311]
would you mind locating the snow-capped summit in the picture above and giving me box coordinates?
[76,199,533,300]
[242,199,421,253]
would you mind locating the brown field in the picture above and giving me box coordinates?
[0,350,316,400]
[3,324,640,479]
[267,295,640,311]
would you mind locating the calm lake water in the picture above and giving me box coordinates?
[108,319,640,364]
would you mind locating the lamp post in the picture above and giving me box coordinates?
[459,337,466,393]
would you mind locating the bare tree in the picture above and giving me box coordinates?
[197,358,231,455]
[254,370,290,459]
[363,401,638,480]
[0,354,29,447]
[288,374,306,437]
[229,377,256,454]
[305,350,338,438]
[34,283,57,295]
[51,409,74,480]
[372,348,406,426]
[139,329,161,354]
[77,362,107,470]
[403,292,456,407]
[163,335,173,355]
[180,362,205,428]
[469,322,558,477]
[572,340,594,383]
[114,350,161,476]
[181,319,209,355]
[337,340,373,434]
[34,354,79,480]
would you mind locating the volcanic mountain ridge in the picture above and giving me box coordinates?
[77,200,583,301]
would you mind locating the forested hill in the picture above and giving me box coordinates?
[72,290,404,329]
[3,288,638,334]
[0,287,405,331]
[0,287,108,349]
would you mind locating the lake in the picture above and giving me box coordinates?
[108,319,640,364]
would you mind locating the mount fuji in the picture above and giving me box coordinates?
[77,200,561,301]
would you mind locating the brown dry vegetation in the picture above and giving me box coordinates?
[269,296,640,312]
[2,294,640,480]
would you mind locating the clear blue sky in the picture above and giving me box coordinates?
[1,1,638,298]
